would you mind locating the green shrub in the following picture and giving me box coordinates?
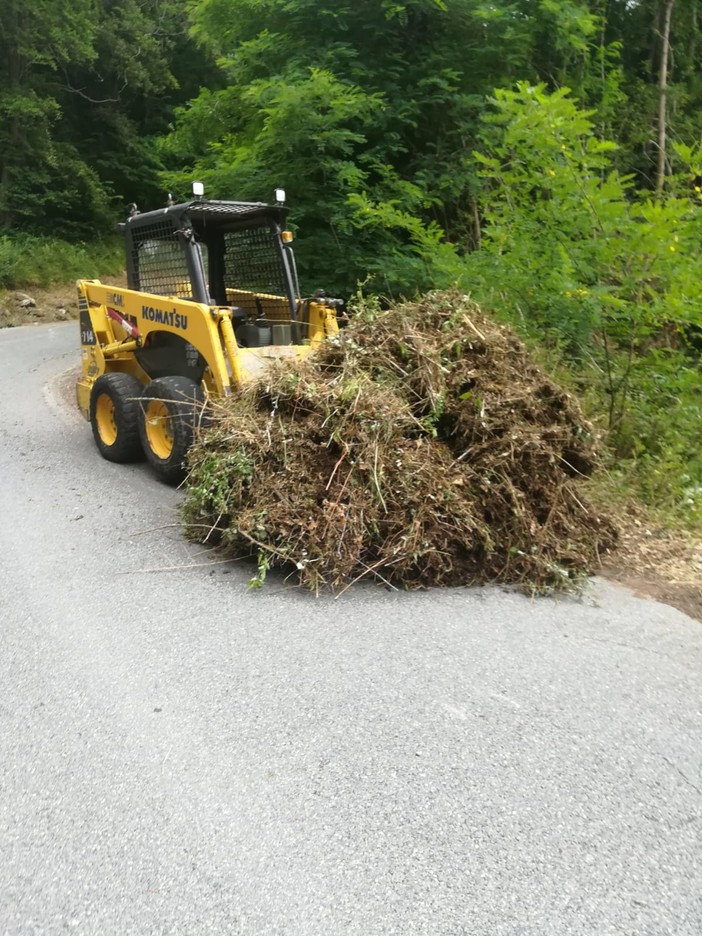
[462,83,702,526]
[0,235,123,289]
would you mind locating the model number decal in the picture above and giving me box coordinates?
[79,308,96,345]
[141,304,188,330]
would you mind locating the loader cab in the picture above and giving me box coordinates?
[121,192,302,346]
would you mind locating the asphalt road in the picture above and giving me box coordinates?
[1,321,700,936]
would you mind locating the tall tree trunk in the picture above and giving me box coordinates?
[470,199,481,252]
[688,1,698,71]
[656,0,676,196]
[0,4,25,229]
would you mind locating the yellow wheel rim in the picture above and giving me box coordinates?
[145,399,174,460]
[95,394,118,446]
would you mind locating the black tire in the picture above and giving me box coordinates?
[138,376,206,485]
[90,373,144,463]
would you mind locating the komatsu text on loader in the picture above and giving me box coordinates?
[76,185,342,483]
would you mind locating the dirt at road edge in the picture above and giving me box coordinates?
[0,276,127,328]
[599,521,702,623]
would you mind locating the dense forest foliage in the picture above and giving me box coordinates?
[1,0,700,518]
[2,2,700,263]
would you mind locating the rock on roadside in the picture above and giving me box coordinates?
[0,286,78,327]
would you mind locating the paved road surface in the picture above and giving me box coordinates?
[1,322,700,935]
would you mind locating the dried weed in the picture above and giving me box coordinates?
[184,292,617,592]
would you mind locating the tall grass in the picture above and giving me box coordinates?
[0,234,123,289]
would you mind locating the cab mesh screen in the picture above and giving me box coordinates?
[132,220,191,298]
[222,226,287,298]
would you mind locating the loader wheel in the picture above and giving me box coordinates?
[90,373,144,463]
[138,376,206,485]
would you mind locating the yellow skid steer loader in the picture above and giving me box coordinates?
[76,185,342,483]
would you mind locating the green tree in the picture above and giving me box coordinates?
[0,0,100,230]
[162,0,561,294]
[60,0,221,218]
[603,0,702,188]
[464,82,702,510]
[0,0,211,236]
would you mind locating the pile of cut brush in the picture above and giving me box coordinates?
[183,292,616,592]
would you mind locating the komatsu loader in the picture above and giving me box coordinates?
[76,185,342,483]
